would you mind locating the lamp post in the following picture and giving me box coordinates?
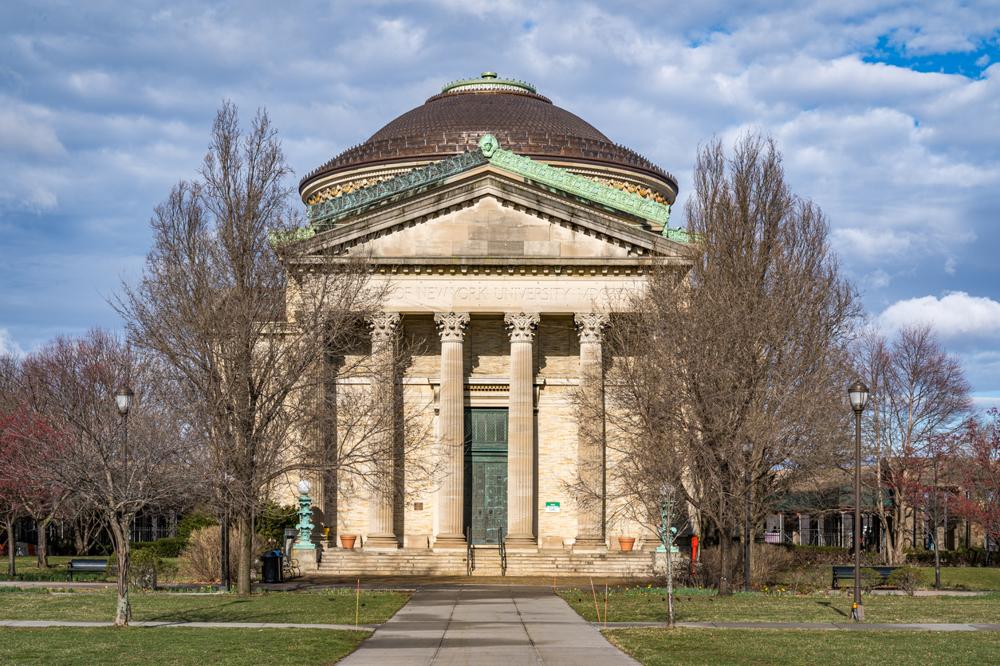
[115,386,134,478]
[295,479,315,549]
[848,381,869,623]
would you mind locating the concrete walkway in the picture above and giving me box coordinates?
[339,585,637,665]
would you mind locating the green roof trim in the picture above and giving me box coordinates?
[269,225,316,247]
[441,71,537,94]
[297,132,689,241]
[306,149,489,228]
[478,134,675,230]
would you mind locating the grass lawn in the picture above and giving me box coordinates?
[0,627,367,665]
[605,628,1000,666]
[0,588,409,625]
[559,587,1000,624]
[1,556,191,583]
[916,566,1000,591]
[1,556,114,582]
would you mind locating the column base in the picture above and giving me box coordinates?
[504,535,538,552]
[364,535,400,551]
[432,533,467,551]
[573,537,608,553]
[292,546,319,572]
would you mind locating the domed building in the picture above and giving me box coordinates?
[282,74,693,576]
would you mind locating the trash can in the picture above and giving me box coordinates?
[261,549,283,584]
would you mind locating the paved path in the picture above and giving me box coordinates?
[599,621,1000,631]
[339,585,637,665]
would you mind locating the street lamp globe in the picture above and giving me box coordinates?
[115,386,134,416]
[847,381,869,413]
[297,479,312,496]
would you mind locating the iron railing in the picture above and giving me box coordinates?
[498,527,507,577]
[465,527,474,576]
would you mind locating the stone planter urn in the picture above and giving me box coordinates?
[618,536,636,552]
[341,534,358,550]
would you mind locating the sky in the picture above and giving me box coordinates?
[1,1,998,408]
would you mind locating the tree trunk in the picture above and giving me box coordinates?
[35,517,50,569]
[237,512,253,595]
[933,494,942,589]
[718,530,732,596]
[4,515,15,577]
[107,515,133,627]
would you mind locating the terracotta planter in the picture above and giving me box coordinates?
[618,536,636,552]
[341,534,357,550]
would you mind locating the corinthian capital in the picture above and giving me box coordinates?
[574,313,610,344]
[504,312,540,343]
[369,312,402,344]
[434,312,470,342]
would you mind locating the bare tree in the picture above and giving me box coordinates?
[117,102,405,594]
[21,330,194,626]
[596,134,857,594]
[955,408,1000,558]
[857,325,971,565]
[0,354,23,575]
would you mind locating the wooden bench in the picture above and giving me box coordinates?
[831,565,899,589]
[66,559,109,581]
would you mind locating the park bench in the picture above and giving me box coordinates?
[831,565,899,589]
[66,558,109,581]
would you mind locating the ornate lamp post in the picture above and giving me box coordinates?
[115,386,134,476]
[848,381,869,622]
[295,479,315,550]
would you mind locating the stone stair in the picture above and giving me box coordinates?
[315,545,663,578]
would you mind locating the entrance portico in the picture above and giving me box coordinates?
[281,74,693,575]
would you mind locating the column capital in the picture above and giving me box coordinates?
[434,312,471,342]
[574,313,610,344]
[504,312,540,343]
[369,312,402,344]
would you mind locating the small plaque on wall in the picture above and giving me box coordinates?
[413,502,424,511]
[544,501,560,513]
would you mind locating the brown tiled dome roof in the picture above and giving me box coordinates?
[300,73,677,196]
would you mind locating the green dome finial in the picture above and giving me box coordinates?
[441,73,537,95]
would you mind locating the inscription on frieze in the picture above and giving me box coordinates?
[377,277,647,313]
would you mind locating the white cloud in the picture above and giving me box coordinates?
[0,99,65,157]
[866,269,891,289]
[879,292,1000,338]
[0,328,25,357]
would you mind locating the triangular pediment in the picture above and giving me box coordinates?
[285,168,692,268]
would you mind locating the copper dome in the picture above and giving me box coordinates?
[300,73,677,204]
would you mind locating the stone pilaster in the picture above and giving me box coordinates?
[574,313,609,551]
[366,312,401,550]
[433,312,470,549]
[504,312,540,550]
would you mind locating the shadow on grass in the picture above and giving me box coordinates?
[816,600,849,618]
[143,598,258,623]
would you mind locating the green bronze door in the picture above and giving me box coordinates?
[464,408,508,545]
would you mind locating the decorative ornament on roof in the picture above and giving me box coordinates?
[441,71,538,95]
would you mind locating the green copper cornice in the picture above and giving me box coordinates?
[300,133,688,241]
[477,134,673,228]
[307,149,489,227]
[269,225,316,247]
[442,71,537,95]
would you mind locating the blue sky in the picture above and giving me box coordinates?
[1,1,998,407]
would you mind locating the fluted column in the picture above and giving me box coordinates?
[366,312,401,550]
[434,312,470,549]
[575,313,609,551]
[504,312,540,550]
